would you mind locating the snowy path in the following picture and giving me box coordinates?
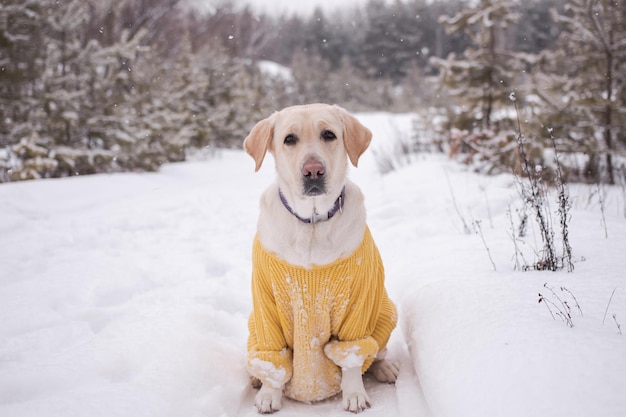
[1,113,626,417]
[0,114,429,417]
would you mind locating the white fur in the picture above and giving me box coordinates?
[256,180,365,268]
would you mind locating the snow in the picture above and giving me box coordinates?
[257,60,293,82]
[248,359,287,389]
[326,344,365,370]
[1,113,625,417]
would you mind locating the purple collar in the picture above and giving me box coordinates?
[279,187,345,224]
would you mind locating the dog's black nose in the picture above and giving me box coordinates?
[302,159,325,179]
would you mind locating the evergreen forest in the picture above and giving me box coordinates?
[1,0,624,184]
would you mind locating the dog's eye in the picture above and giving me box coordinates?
[284,134,298,145]
[321,130,337,142]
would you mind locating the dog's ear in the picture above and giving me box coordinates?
[334,105,372,167]
[244,115,275,172]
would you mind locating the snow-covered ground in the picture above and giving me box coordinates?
[1,113,625,417]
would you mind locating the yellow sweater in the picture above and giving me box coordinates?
[247,227,397,403]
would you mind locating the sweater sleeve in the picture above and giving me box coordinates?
[324,230,391,372]
[246,237,293,388]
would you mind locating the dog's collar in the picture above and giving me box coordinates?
[279,187,345,224]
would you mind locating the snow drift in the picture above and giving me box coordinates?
[1,113,625,417]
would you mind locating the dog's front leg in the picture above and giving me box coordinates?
[341,367,371,413]
[255,384,284,414]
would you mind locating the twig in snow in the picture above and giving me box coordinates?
[517,208,528,238]
[480,184,494,229]
[560,286,583,316]
[619,165,626,219]
[549,130,574,272]
[473,219,496,271]
[602,287,619,325]
[538,293,557,321]
[444,169,471,235]
[538,283,580,328]
[613,314,622,335]
[506,206,523,271]
[596,183,608,239]
[544,283,572,322]
[538,292,572,327]
[513,99,558,271]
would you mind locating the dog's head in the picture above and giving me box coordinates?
[243,104,372,198]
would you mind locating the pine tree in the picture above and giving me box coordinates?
[1,0,103,180]
[428,0,536,175]
[0,0,48,146]
[431,0,522,131]
[534,0,626,184]
[304,8,346,70]
[515,0,564,53]
[1,0,211,180]
[358,0,418,81]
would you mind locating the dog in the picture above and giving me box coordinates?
[244,103,398,414]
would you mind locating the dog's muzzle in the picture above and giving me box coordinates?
[301,158,326,196]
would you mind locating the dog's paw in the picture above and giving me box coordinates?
[368,359,399,383]
[255,384,283,414]
[341,366,371,414]
[342,391,371,414]
[250,376,262,389]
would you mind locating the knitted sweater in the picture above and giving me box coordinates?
[247,227,397,403]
